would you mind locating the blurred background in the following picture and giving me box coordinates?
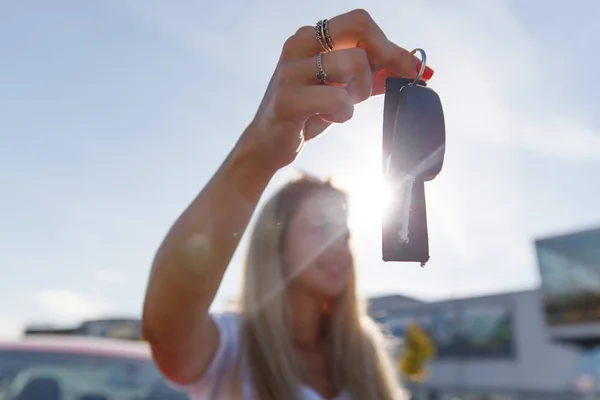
[1,1,599,399]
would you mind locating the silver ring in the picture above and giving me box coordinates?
[316,52,327,84]
[321,19,334,51]
[315,21,329,52]
[315,20,333,52]
[410,48,427,85]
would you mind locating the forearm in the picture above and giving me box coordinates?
[142,128,275,344]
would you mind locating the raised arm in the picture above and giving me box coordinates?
[141,130,275,384]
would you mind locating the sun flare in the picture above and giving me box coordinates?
[344,174,394,233]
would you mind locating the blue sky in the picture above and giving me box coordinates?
[1,0,599,339]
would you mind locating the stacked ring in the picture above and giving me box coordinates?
[315,19,334,53]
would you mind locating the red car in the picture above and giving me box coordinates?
[0,334,188,400]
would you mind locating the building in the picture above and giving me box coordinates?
[369,226,600,400]
[369,289,584,400]
[535,226,600,348]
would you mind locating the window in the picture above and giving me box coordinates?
[0,350,187,400]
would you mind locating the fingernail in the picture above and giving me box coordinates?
[416,61,434,81]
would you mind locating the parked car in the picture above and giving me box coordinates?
[0,334,188,400]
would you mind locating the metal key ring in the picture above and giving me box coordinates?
[410,48,427,85]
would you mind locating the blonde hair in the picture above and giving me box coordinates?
[233,176,405,400]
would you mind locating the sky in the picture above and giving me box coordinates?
[1,0,599,339]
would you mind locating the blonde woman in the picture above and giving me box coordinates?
[142,9,434,400]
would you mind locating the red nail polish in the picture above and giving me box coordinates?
[416,61,434,81]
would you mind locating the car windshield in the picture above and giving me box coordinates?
[0,350,188,400]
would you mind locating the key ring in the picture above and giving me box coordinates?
[410,48,427,85]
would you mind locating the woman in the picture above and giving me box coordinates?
[142,9,434,400]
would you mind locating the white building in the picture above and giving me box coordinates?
[369,226,600,400]
[369,290,592,400]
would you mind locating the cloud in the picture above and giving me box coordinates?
[35,290,112,322]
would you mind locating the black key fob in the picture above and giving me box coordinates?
[390,84,445,181]
[382,49,446,265]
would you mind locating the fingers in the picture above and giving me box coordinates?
[275,85,354,125]
[281,9,433,81]
[279,48,373,103]
[303,115,331,141]
[282,9,387,61]
[268,8,436,144]
[372,68,400,96]
[387,42,433,81]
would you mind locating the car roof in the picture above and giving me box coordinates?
[0,335,152,360]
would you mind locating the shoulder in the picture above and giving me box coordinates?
[171,312,243,398]
[212,311,240,336]
[207,311,241,368]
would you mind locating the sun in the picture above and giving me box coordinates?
[344,173,394,234]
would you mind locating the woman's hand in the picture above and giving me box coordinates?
[240,8,434,173]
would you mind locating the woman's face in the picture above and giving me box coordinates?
[282,191,353,300]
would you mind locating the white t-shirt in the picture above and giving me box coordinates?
[182,312,352,400]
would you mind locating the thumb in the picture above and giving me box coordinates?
[303,115,332,141]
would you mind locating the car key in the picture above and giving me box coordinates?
[382,49,445,266]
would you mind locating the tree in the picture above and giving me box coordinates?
[399,322,436,381]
